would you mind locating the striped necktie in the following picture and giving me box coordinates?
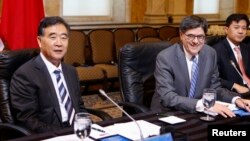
[234,47,250,88]
[189,56,199,98]
[54,70,75,125]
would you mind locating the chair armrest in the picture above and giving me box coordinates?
[118,102,150,113]
[0,123,32,140]
[86,108,112,121]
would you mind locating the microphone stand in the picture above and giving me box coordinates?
[230,60,250,89]
[99,89,144,141]
[230,60,244,80]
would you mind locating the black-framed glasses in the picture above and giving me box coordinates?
[184,33,205,41]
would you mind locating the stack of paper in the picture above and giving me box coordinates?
[105,120,161,141]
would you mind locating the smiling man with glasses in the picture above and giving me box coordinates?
[151,15,250,118]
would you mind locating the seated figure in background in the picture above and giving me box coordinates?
[150,15,250,118]
[10,16,87,133]
[213,13,250,95]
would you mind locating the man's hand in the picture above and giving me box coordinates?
[209,103,236,118]
[233,83,249,94]
[235,98,250,112]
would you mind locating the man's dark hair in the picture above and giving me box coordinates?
[37,16,70,36]
[225,13,250,28]
[179,15,208,34]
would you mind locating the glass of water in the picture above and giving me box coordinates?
[74,112,92,140]
[200,88,216,121]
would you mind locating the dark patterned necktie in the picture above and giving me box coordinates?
[54,70,75,125]
[189,56,199,98]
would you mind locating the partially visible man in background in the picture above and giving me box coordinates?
[213,13,250,95]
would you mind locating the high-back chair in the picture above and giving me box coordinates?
[136,27,158,41]
[88,29,118,91]
[205,35,225,46]
[118,41,172,115]
[158,25,179,41]
[114,28,135,61]
[0,49,39,140]
[64,30,105,94]
[0,49,111,140]
[139,36,162,42]
[169,36,181,44]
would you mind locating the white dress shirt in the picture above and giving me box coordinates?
[40,53,70,122]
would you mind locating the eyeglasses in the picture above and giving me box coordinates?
[184,34,205,41]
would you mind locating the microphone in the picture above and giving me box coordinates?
[99,89,144,141]
[230,60,250,89]
[230,60,244,80]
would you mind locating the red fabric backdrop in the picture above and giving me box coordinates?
[0,0,44,50]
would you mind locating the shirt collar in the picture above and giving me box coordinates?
[183,45,198,61]
[40,53,62,74]
[226,37,240,50]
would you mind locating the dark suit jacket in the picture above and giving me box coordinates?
[10,54,86,133]
[151,43,237,113]
[213,38,250,91]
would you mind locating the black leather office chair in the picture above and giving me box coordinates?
[118,41,172,115]
[205,35,225,46]
[0,48,111,140]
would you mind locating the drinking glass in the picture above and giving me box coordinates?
[200,88,216,121]
[74,112,92,140]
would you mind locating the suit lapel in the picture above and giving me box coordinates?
[34,55,63,121]
[223,39,238,66]
[176,44,190,97]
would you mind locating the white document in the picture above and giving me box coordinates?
[89,124,116,139]
[105,120,161,141]
[159,116,186,124]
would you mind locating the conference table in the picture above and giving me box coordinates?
[11,110,250,141]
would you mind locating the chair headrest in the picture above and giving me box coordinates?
[0,49,40,80]
[119,41,172,76]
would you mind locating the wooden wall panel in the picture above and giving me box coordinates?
[236,0,249,13]
[130,0,147,23]
[43,0,60,16]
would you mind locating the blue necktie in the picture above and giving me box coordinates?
[189,57,199,98]
[54,70,75,124]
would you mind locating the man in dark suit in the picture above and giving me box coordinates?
[10,16,86,133]
[213,13,250,94]
[151,15,250,118]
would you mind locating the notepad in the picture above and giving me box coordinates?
[159,116,186,124]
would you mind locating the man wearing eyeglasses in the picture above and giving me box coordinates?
[213,13,250,95]
[151,15,250,118]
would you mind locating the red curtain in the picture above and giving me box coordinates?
[0,0,45,50]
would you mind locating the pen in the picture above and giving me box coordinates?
[91,127,106,133]
[156,113,174,117]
